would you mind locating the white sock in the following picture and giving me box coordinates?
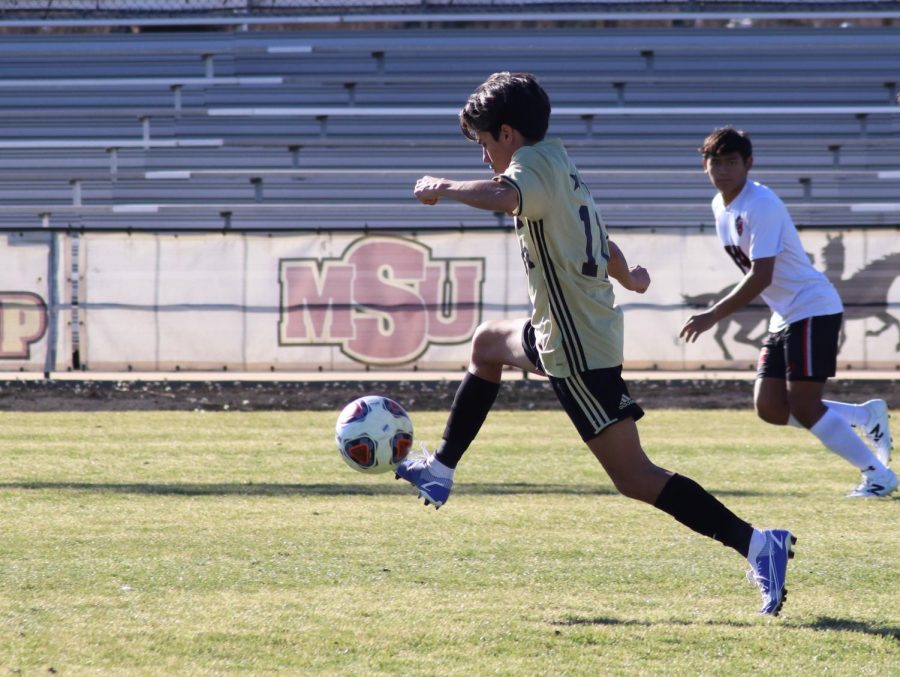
[746,529,766,565]
[823,400,869,428]
[428,457,455,479]
[810,408,884,472]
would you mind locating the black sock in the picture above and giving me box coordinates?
[654,474,754,558]
[434,372,501,469]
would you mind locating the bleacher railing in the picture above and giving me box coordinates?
[2,1,900,25]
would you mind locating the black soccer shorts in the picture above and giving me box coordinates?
[757,312,842,383]
[521,320,644,442]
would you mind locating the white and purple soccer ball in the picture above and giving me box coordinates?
[335,395,414,474]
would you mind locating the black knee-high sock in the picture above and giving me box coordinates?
[654,474,754,558]
[434,372,501,469]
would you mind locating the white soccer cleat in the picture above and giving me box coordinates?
[846,465,899,498]
[860,399,892,466]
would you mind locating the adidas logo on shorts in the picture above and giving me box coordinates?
[619,394,635,410]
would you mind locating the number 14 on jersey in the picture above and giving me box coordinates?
[578,205,610,278]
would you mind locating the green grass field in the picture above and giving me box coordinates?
[0,408,897,675]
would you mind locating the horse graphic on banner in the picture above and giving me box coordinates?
[820,234,900,351]
[681,286,768,360]
[682,235,900,359]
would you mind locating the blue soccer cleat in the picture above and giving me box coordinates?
[749,529,796,616]
[394,451,453,509]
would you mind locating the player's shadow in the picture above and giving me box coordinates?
[0,482,774,498]
[0,481,406,497]
[796,616,899,641]
[0,481,622,497]
[552,615,898,641]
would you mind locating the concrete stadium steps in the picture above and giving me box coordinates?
[0,25,896,230]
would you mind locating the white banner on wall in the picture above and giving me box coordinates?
[1,228,895,373]
[79,231,523,371]
[71,228,900,373]
[620,228,900,370]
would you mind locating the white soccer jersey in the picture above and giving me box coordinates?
[497,139,623,377]
[712,180,843,332]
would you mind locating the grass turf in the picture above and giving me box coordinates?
[0,409,896,675]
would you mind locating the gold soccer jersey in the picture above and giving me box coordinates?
[497,139,623,378]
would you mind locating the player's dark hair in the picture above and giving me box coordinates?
[459,72,551,143]
[700,127,753,160]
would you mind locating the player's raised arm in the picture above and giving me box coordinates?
[414,175,519,213]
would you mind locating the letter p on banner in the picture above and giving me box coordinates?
[0,292,47,358]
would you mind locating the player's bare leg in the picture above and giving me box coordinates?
[586,418,671,503]
[395,319,537,508]
[755,377,895,496]
[794,382,896,496]
[754,376,790,425]
[785,380,828,428]
[468,318,545,381]
[588,417,795,615]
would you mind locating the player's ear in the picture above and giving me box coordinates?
[499,124,514,142]
[745,156,754,171]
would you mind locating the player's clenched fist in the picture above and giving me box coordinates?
[414,175,447,205]
[627,265,651,293]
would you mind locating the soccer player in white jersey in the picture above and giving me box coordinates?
[681,127,895,498]
[396,72,795,615]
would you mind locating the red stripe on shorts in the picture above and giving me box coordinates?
[802,318,812,376]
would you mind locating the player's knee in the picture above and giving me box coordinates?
[614,479,649,502]
[755,399,789,425]
[469,321,495,358]
[787,401,825,429]
[608,466,663,504]
[469,321,509,368]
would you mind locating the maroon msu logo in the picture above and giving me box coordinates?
[279,237,485,365]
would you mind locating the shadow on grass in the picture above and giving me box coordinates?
[0,481,622,498]
[552,615,899,640]
[0,481,772,499]
[797,616,899,641]
[553,616,655,628]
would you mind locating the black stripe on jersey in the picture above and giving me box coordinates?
[530,218,589,373]
[497,175,524,216]
[527,218,578,371]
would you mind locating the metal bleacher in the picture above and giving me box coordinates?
[0,22,897,232]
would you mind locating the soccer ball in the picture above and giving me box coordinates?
[335,395,414,474]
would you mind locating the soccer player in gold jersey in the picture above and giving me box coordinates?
[396,72,794,615]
